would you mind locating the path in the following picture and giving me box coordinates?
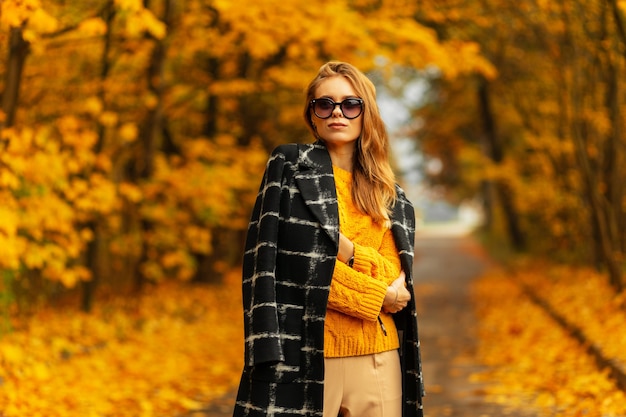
[192,223,534,417]
[414,224,534,416]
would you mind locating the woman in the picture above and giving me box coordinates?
[233,62,424,417]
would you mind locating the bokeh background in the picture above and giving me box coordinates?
[1,1,625,415]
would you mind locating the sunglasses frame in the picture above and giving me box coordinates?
[310,98,364,120]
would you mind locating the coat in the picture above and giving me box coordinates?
[233,141,425,417]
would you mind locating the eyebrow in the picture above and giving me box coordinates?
[317,95,359,100]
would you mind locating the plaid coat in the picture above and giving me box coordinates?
[233,141,424,417]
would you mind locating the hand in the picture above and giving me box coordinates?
[383,271,411,313]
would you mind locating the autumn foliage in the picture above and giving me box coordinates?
[0,270,243,416]
[0,0,490,306]
[0,0,493,414]
[412,0,626,291]
[2,0,626,415]
[472,262,626,416]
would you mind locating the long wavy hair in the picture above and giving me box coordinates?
[304,61,397,224]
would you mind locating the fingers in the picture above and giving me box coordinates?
[382,288,411,313]
[391,274,405,289]
[383,271,411,313]
[390,278,411,312]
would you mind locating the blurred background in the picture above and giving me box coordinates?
[1,0,625,415]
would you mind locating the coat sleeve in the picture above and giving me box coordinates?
[241,146,290,367]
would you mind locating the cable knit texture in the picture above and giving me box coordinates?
[324,165,402,358]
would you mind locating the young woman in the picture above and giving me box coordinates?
[233,61,424,417]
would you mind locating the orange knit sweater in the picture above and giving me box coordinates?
[324,165,401,358]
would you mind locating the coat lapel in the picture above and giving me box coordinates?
[390,191,415,275]
[294,142,340,247]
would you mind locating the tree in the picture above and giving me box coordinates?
[411,0,625,289]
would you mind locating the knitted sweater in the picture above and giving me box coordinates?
[324,165,401,358]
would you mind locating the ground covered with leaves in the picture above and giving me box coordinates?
[0,271,243,417]
[471,261,626,416]
[3,257,626,416]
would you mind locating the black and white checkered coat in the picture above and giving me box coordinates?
[233,141,424,417]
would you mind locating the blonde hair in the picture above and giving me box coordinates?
[304,61,397,224]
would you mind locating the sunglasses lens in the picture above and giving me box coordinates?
[314,99,334,118]
[342,99,363,119]
[311,98,363,119]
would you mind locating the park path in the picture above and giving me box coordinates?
[414,224,535,416]
[192,223,535,417]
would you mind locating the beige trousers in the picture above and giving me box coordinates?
[323,350,402,417]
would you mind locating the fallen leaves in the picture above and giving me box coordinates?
[471,262,626,416]
[0,270,244,416]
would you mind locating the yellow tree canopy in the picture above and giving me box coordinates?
[412,0,626,289]
[0,0,493,304]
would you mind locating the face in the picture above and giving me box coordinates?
[310,76,363,146]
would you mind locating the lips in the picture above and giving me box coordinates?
[328,122,347,128]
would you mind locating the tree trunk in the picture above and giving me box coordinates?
[570,62,624,292]
[571,118,623,292]
[1,26,29,131]
[133,0,174,292]
[606,0,626,58]
[477,77,526,251]
[82,1,116,313]
[565,0,624,292]
[602,48,624,288]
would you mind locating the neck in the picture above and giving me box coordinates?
[325,142,355,172]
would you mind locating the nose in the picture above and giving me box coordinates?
[331,103,343,117]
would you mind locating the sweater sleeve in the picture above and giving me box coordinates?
[326,228,401,321]
[326,261,388,322]
[352,228,402,285]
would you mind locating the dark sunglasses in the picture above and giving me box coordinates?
[310,98,364,119]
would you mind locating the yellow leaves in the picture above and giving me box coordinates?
[129,138,267,283]
[445,41,498,80]
[458,145,492,188]
[118,3,167,40]
[24,7,58,37]
[77,17,108,37]
[0,0,58,43]
[57,116,98,151]
[0,0,44,28]
[472,264,626,416]
[205,0,477,80]
[0,343,24,365]
[119,122,139,143]
[0,202,23,269]
[115,0,143,12]
[519,264,626,370]
[0,206,18,237]
[54,266,92,288]
[84,96,104,116]
[208,79,259,97]
[99,111,119,127]
[1,279,244,416]
[0,169,20,189]
[119,182,143,203]
[0,120,118,287]
[73,173,118,214]
[0,0,504,302]
[184,226,211,254]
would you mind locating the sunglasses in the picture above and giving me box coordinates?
[310,98,364,119]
